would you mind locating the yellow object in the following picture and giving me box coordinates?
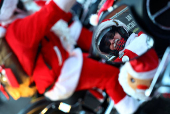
[5,77,37,100]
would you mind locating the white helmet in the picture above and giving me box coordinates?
[93,19,129,61]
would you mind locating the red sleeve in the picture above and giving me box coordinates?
[6,1,67,48]
[77,27,93,51]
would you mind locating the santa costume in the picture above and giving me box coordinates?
[2,0,142,113]
[119,48,159,101]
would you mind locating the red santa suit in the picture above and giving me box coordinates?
[3,0,141,113]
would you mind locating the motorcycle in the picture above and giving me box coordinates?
[1,0,170,114]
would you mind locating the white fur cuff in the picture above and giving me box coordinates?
[115,95,142,114]
[69,20,82,42]
[44,48,83,101]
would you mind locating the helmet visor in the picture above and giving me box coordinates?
[96,25,129,61]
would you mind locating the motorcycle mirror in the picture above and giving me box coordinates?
[92,4,154,64]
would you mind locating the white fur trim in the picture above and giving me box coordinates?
[51,19,76,54]
[69,20,82,42]
[2,69,6,75]
[53,0,76,12]
[44,48,83,101]
[122,56,129,62]
[89,14,98,26]
[125,62,157,79]
[53,46,62,66]
[115,95,142,114]
[0,0,18,21]
[0,26,6,38]
[108,6,113,12]
[124,33,137,48]
[126,33,149,56]
[22,0,41,14]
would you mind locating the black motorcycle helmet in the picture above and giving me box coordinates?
[94,19,130,61]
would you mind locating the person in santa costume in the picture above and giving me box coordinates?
[94,18,152,63]
[0,0,143,113]
[119,48,159,101]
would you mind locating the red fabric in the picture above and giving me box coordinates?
[130,48,159,72]
[77,27,93,51]
[114,49,138,62]
[89,89,104,99]
[0,24,7,29]
[5,1,68,76]
[76,53,126,104]
[116,37,126,51]
[32,54,56,94]
[94,0,114,23]
[98,0,114,18]
[5,1,69,93]
[138,31,144,36]
[163,93,170,98]
[5,68,19,88]
[63,12,73,22]
[34,0,46,7]
[0,66,3,72]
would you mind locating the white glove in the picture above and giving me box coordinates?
[115,95,143,114]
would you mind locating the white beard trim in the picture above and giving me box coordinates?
[118,64,149,101]
[51,19,77,54]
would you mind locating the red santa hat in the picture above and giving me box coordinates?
[0,0,18,21]
[90,0,114,26]
[124,49,159,79]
